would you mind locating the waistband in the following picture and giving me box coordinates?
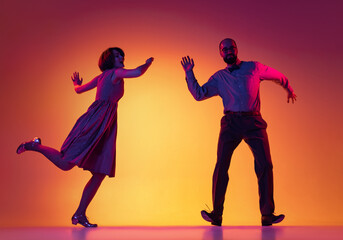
[224,111,261,116]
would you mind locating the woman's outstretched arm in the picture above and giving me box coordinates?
[114,57,154,81]
[72,72,98,94]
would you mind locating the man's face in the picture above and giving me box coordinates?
[220,40,238,65]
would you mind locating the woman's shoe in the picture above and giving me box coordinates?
[71,214,97,228]
[16,137,41,154]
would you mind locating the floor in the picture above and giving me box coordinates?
[0,226,342,240]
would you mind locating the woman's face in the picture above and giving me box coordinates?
[113,50,124,68]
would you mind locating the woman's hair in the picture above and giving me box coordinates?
[98,47,125,72]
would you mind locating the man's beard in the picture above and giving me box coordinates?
[224,55,237,65]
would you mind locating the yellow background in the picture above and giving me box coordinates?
[1,0,342,226]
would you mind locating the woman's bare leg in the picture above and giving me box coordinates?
[74,173,106,216]
[35,145,74,170]
[17,140,74,171]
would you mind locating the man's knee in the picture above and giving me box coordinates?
[255,159,273,176]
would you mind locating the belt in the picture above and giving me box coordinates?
[225,111,261,116]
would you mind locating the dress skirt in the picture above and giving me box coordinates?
[61,99,118,177]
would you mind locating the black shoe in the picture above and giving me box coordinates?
[201,210,222,226]
[16,137,41,154]
[261,214,285,226]
[72,214,97,228]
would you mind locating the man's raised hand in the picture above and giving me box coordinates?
[181,56,194,72]
[287,91,297,104]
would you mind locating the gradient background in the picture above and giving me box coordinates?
[1,0,342,227]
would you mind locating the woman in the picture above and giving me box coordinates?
[16,47,154,227]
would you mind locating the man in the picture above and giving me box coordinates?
[181,38,296,226]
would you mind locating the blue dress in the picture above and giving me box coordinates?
[61,70,124,177]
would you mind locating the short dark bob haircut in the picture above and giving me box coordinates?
[98,47,125,72]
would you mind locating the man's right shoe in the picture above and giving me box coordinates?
[201,210,222,226]
[261,213,285,226]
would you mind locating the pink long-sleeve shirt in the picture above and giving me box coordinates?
[186,61,294,112]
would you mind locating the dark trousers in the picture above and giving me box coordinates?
[212,113,275,217]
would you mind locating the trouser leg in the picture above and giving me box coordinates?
[244,118,275,215]
[212,116,241,216]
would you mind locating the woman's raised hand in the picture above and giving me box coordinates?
[146,57,154,65]
[71,72,83,86]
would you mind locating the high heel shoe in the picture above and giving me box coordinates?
[71,214,97,228]
[16,137,41,154]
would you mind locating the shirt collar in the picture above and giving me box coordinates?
[226,61,243,73]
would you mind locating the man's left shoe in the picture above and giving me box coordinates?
[261,214,285,226]
[201,210,222,226]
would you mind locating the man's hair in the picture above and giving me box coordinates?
[98,47,125,72]
[219,38,237,49]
